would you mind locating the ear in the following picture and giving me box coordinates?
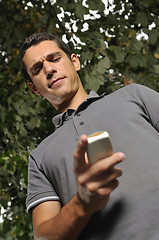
[71,53,80,71]
[27,82,41,95]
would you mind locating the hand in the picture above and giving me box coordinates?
[73,135,125,214]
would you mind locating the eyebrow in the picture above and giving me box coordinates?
[29,51,62,74]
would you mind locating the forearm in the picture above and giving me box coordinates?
[34,194,93,240]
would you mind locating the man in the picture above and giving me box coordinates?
[20,33,159,240]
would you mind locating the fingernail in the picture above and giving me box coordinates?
[119,152,126,160]
[80,138,85,145]
[80,135,87,145]
[79,140,84,145]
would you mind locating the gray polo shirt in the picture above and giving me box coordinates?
[26,83,159,240]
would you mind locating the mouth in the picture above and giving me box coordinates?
[48,77,65,88]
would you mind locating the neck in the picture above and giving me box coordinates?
[57,84,88,113]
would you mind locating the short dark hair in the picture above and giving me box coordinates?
[19,32,72,82]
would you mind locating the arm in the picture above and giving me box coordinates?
[33,195,93,240]
[33,135,125,240]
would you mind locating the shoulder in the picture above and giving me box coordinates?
[97,83,159,109]
[29,127,63,166]
[124,83,159,99]
[107,83,158,98]
[121,83,158,93]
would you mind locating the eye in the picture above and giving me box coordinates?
[33,68,41,75]
[53,57,60,62]
[32,63,43,76]
[47,54,61,63]
[49,56,61,63]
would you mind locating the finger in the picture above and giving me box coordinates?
[97,179,119,196]
[85,168,122,192]
[79,152,125,183]
[91,152,125,175]
[73,135,88,173]
[85,167,122,191]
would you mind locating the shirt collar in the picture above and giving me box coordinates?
[52,91,104,128]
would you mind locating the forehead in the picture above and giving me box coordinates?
[23,40,63,69]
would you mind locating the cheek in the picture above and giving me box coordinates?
[33,74,45,89]
[34,81,42,90]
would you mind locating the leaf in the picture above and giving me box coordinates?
[81,51,93,62]
[75,2,88,20]
[87,1,99,10]
[84,70,99,91]
[114,47,125,63]
[26,116,41,130]
[126,38,143,55]
[96,57,110,74]
[149,30,158,45]
[136,12,148,27]
[20,126,27,137]
[129,55,138,68]
[153,65,159,73]
[123,75,134,85]
[154,53,159,59]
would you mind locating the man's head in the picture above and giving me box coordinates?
[20,32,72,82]
[20,32,87,112]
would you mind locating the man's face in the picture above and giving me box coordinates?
[23,40,81,111]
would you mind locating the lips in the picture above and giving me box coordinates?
[48,77,65,88]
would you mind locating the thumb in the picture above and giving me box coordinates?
[73,135,88,174]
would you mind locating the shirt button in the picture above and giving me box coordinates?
[80,121,84,125]
[77,113,81,116]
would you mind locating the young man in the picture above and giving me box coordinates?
[20,33,159,240]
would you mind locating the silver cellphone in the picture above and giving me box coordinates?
[87,131,113,165]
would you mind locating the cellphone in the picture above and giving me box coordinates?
[87,131,113,165]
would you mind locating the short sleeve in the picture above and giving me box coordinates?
[26,154,60,214]
[134,84,159,131]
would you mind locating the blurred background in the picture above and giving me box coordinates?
[0,0,159,238]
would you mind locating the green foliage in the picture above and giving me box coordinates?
[0,153,33,239]
[0,0,159,238]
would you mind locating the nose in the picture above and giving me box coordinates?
[44,61,56,80]
[46,71,53,80]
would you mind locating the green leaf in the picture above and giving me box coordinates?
[153,65,159,73]
[19,125,27,137]
[129,55,138,68]
[149,30,158,45]
[75,2,88,20]
[87,1,99,10]
[128,38,143,52]
[96,57,110,74]
[154,53,159,59]
[85,74,100,91]
[81,51,93,62]
[26,117,41,130]
[114,47,125,63]
[136,12,148,27]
